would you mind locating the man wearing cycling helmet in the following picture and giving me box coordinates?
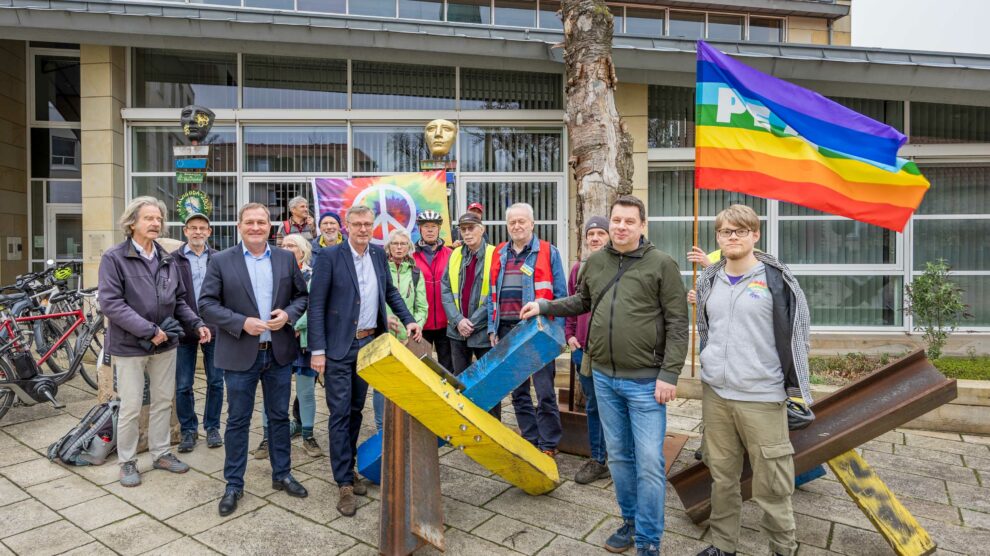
[412,210,453,372]
[692,205,813,556]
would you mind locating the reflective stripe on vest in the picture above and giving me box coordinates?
[489,240,554,323]
[448,244,495,312]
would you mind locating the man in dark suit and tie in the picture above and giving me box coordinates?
[199,202,310,517]
[309,204,422,517]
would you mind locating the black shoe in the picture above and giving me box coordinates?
[272,475,308,498]
[218,489,242,517]
[177,431,197,453]
[696,546,735,556]
[206,428,223,448]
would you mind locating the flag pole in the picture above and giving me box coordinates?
[691,187,699,378]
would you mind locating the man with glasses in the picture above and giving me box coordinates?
[692,205,813,556]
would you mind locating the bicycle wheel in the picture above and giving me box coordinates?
[74,326,100,390]
[0,358,15,422]
[38,319,75,382]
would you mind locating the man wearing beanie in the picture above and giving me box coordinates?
[313,212,344,253]
[566,216,611,484]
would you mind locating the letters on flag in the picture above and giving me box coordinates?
[695,41,929,232]
[312,171,451,245]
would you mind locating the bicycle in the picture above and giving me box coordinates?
[0,291,89,422]
[45,287,104,390]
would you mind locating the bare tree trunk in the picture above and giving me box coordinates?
[561,0,635,259]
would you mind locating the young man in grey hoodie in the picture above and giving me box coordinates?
[693,204,813,556]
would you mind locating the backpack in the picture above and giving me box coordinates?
[47,401,119,466]
[411,265,421,288]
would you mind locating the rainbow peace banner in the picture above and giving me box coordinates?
[695,41,929,232]
[313,170,452,245]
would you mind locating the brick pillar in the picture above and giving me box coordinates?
[0,40,29,285]
[80,45,126,287]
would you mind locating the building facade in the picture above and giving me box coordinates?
[1,0,988,350]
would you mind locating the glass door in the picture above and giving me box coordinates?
[458,176,567,254]
[46,203,83,285]
[244,178,314,244]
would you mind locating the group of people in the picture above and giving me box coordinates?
[99,191,808,556]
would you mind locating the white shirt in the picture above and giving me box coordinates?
[131,239,157,261]
[351,241,380,331]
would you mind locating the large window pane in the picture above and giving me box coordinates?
[829,97,904,132]
[669,11,705,39]
[915,165,990,215]
[609,5,624,33]
[460,127,563,173]
[648,85,695,148]
[707,14,743,40]
[460,68,562,110]
[244,0,292,8]
[494,0,536,27]
[243,126,347,173]
[538,0,562,30]
[248,181,313,241]
[34,55,80,122]
[297,0,344,12]
[648,220,766,269]
[350,0,396,17]
[189,0,239,5]
[243,55,346,109]
[132,49,237,109]
[946,275,990,326]
[352,127,429,174]
[624,7,663,38]
[351,61,455,110]
[399,0,443,20]
[31,128,81,179]
[910,102,990,144]
[780,220,896,265]
[465,181,558,245]
[648,168,765,217]
[132,175,239,223]
[798,275,902,326]
[48,181,82,204]
[913,220,990,272]
[132,126,236,173]
[749,17,782,42]
[448,0,491,24]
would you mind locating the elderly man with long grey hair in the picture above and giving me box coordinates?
[275,196,316,247]
[98,196,211,487]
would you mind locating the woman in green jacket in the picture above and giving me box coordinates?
[373,228,428,431]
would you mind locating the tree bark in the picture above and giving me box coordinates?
[561,0,635,259]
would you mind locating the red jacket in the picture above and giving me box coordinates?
[413,240,452,331]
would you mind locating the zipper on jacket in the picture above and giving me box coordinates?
[608,255,625,374]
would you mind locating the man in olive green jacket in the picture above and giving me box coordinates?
[520,195,688,556]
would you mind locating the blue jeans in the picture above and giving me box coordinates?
[373,389,385,433]
[262,368,316,435]
[577,368,607,463]
[593,370,667,549]
[221,349,293,492]
[175,340,221,434]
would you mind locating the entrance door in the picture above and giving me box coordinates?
[458,176,567,254]
[46,203,82,263]
[244,179,314,244]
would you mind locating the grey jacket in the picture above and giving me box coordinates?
[98,239,204,357]
[440,241,492,349]
[696,252,813,403]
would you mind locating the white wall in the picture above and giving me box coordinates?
[852,0,990,55]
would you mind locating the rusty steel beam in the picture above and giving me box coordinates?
[669,350,958,524]
[379,399,445,555]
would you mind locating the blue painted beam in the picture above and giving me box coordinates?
[175,158,208,169]
[358,316,565,484]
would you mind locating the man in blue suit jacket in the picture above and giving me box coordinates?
[309,205,421,517]
[199,203,310,517]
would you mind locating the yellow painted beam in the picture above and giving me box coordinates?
[358,335,559,495]
[828,450,936,556]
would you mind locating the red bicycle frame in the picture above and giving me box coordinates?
[2,309,86,366]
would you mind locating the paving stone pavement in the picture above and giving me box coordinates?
[2,372,989,555]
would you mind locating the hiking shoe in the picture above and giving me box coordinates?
[541,448,559,459]
[337,485,357,516]
[696,546,735,556]
[289,420,302,438]
[352,471,367,495]
[575,459,610,484]
[302,436,323,457]
[119,461,141,487]
[206,428,223,448]
[178,431,197,453]
[637,545,659,556]
[253,439,269,460]
[605,519,635,553]
[153,453,190,474]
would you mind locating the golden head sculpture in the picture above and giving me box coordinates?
[425,119,456,157]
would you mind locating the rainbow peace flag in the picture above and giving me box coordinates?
[313,170,451,245]
[695,41,929,232]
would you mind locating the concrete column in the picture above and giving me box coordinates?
[0,40,29,285]
[80,45,126,286]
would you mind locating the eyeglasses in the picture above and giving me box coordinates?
[349,222,374,229]
[716,228,752,239]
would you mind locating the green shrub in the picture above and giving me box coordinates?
[905,260,970,360]
[933,357,990,381]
